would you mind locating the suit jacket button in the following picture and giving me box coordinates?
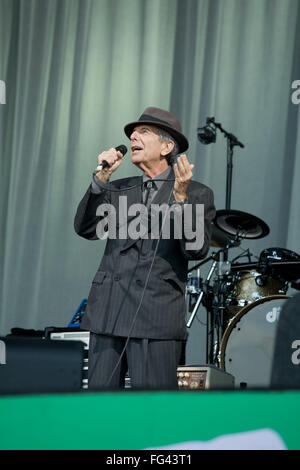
[136,279,143,287]
[114,275,121,281]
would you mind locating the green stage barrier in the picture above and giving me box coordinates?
[0,390,299,450]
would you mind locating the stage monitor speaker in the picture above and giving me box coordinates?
[0,336,85,395]
[271,292,300,389]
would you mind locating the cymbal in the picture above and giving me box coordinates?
[211,223,240,247]
[213,209,270,240]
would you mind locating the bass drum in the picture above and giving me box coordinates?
[219,295,289,389]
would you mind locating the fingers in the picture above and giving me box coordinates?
[174,154,194,180]
[98,147,122,166]
[116,149,124,160]
[95,148,124,181]
[110,158,123,172]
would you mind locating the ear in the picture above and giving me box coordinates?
[161,140,174,156]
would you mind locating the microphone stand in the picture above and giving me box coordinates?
[207,118,244,210]
[193,119,244,363]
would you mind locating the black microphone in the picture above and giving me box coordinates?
[197,117,244,148]
[97,145,128,171]
[197,118,217,145]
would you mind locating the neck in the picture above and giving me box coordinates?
[138,159,169,179]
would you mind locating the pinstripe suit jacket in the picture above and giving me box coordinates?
[74,167,215,340]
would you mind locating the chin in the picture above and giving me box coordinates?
[131,155,142,165]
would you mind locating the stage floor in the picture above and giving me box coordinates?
[0,389,299,450]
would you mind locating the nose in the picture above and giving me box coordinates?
[130,129,139,140]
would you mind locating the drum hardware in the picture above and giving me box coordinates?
[186,255,218,329]
[186,216,300,373]
[209,257,237,365]
[186,270,202,313]
[257,248,300,287]
[265,260,300,284]
[186,236,241,365]
[231,246,258,265]
[255,274,268,287]
[259,247,300,263]
[207,240,260,364]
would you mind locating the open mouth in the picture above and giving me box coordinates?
[131,145,143,154]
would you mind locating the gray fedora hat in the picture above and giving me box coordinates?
[124,106,189,153]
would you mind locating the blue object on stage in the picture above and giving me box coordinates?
[68,299,87,328]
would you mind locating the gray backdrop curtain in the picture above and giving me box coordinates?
[1,0,300,363]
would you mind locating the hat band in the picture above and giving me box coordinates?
[138,113,178,130]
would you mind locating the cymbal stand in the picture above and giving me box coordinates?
[186,245,232,364]
[186,258,218,327]
[210,257,232,364]
[186,258,218,364]
[187,230,243,364]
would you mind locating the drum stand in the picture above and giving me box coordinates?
[186,240,237,365]
[186,256,217,364]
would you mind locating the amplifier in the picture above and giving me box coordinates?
[48,329,90,348]
[46,329,90,389]
[0,337,85,394]
[177,364,234,390]
[46,329,132,389]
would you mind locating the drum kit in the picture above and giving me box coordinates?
[186,209,300,389]
[191,117,300,388]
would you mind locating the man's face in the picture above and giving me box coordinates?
[130,124,168,169]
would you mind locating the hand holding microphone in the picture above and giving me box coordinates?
[94,145,127,182]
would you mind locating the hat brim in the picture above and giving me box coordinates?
[124,120,189,154]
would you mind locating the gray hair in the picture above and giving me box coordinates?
[154,127,180,165]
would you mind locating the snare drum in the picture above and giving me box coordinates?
[219,295,289,388]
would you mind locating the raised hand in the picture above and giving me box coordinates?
[173,154,194,202]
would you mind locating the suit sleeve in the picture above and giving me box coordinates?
[178,185,216,261]
[74,181,111,240]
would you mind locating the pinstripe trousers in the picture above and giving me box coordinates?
[88,332,185,390]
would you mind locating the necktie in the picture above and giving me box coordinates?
[139,181,156,255]
[143,180,156,208]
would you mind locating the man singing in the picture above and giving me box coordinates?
[74,107,215,390]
